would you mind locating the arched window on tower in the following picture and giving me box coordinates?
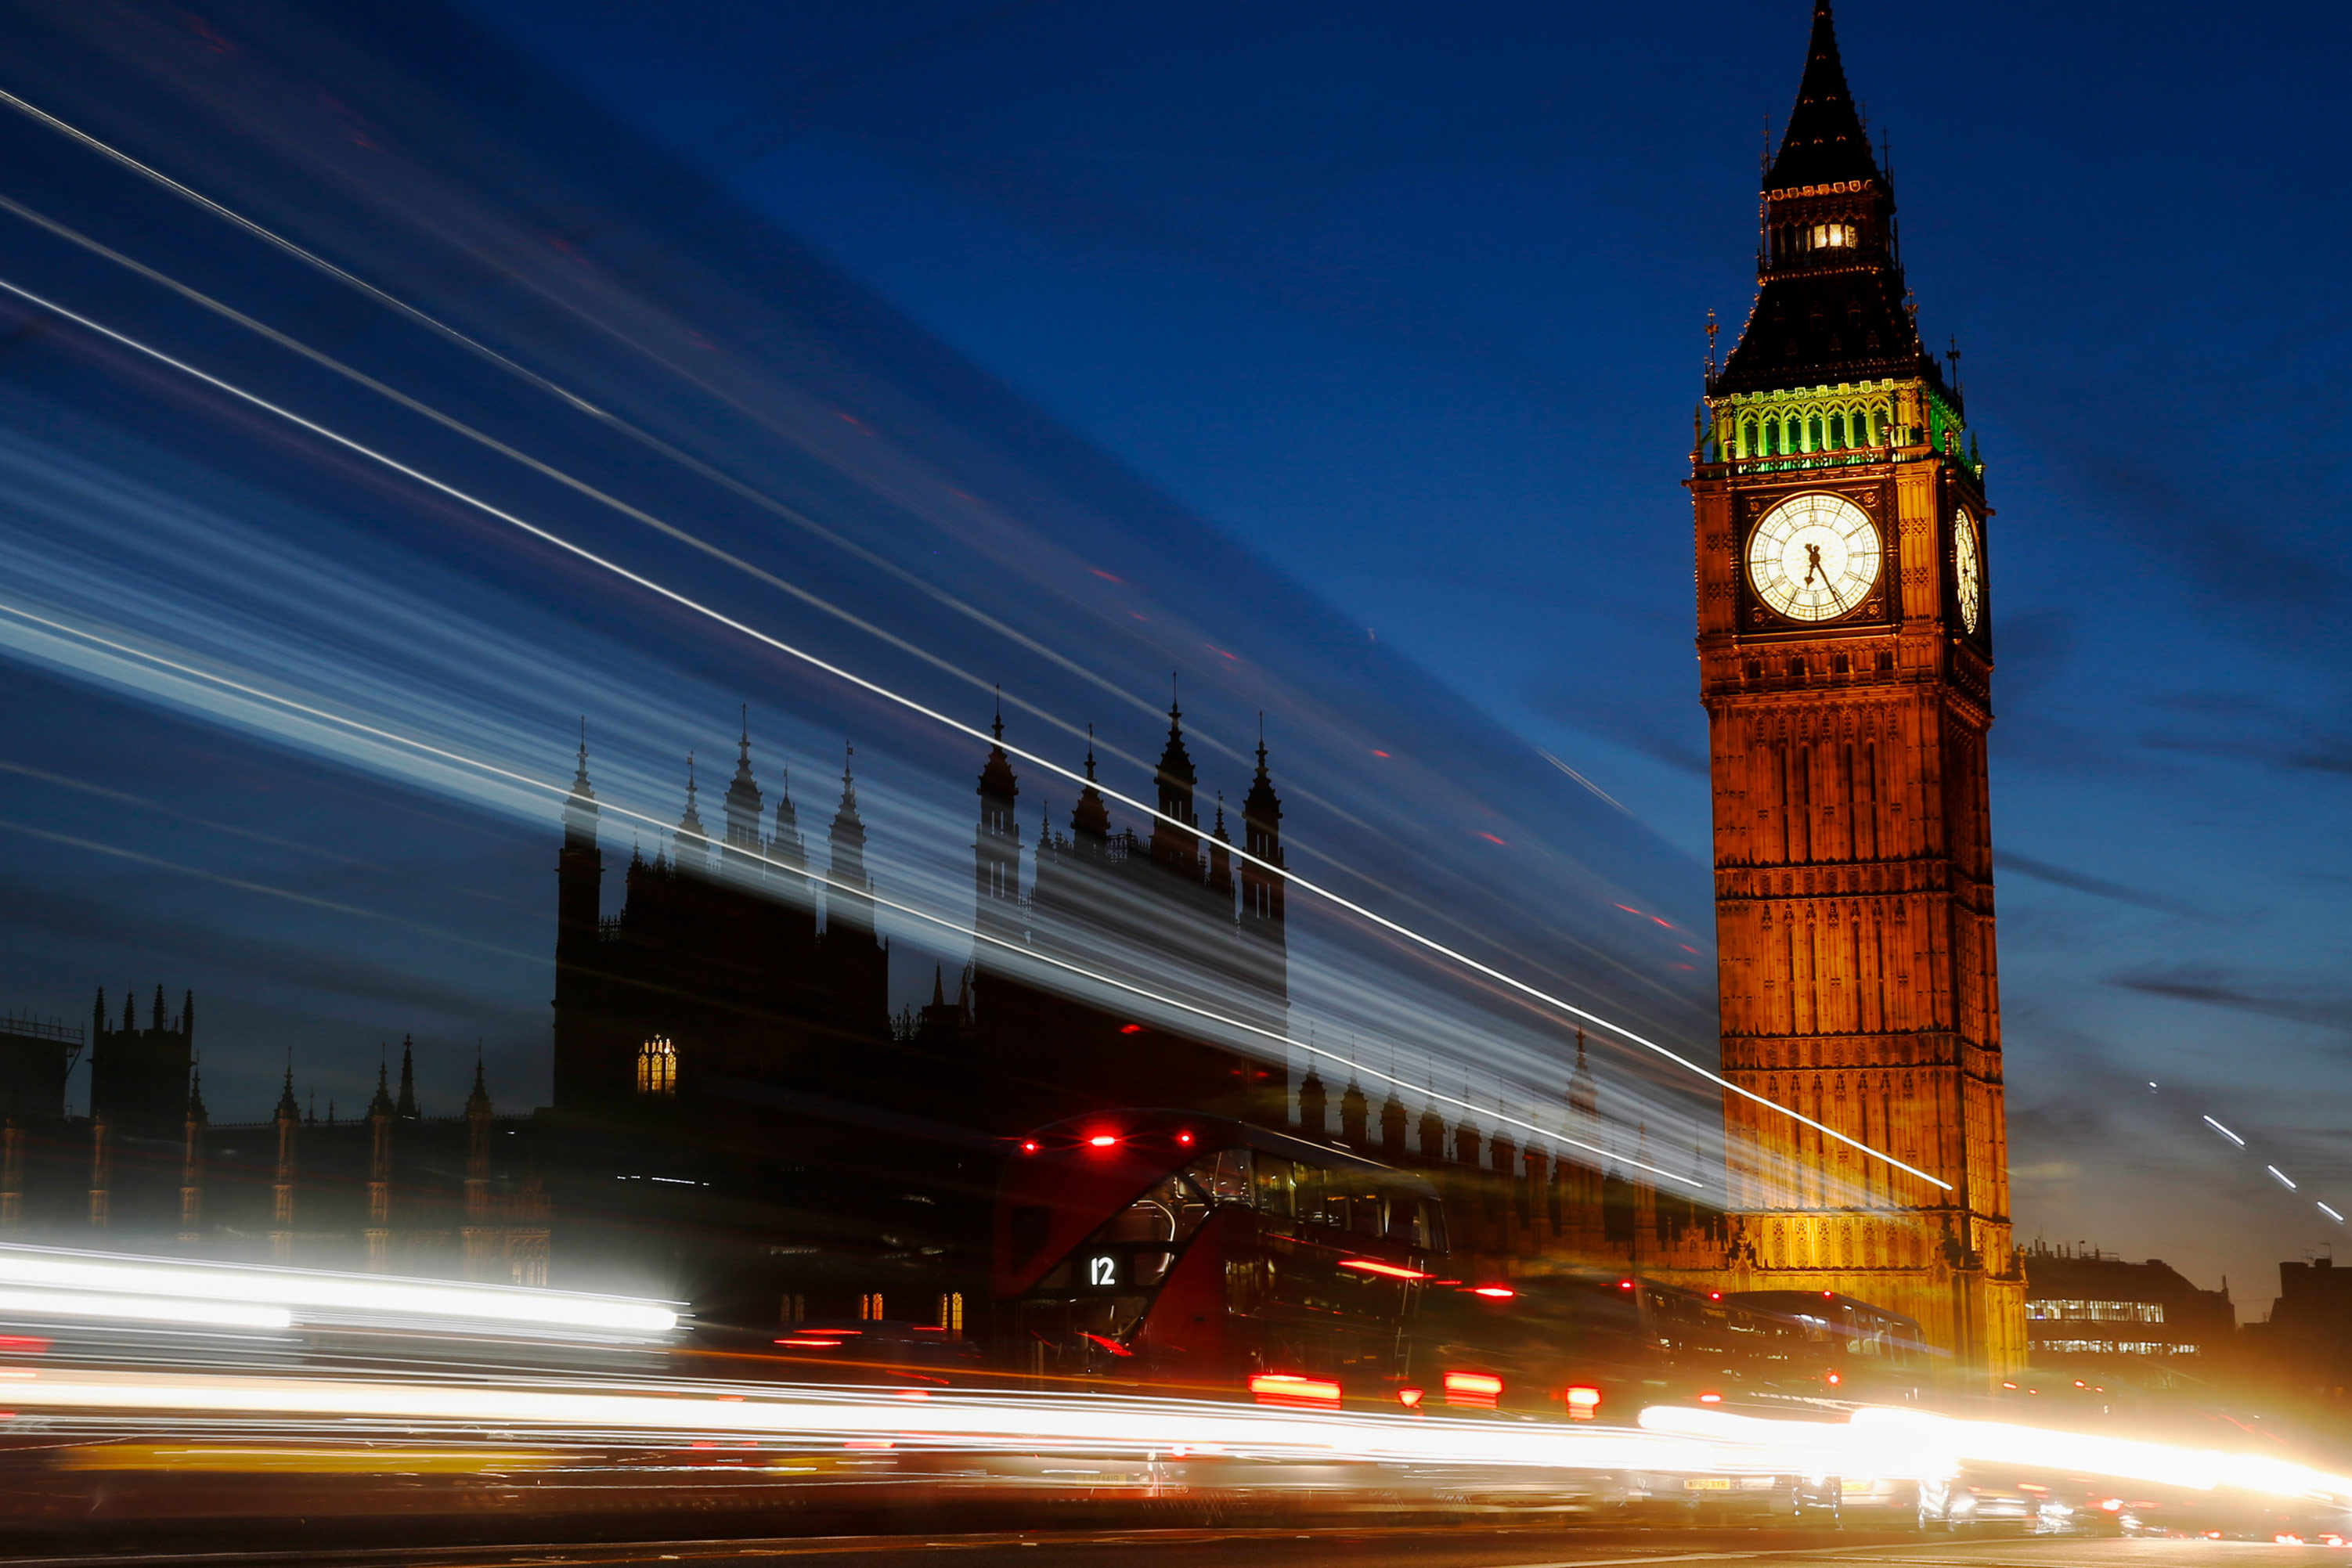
[635,1035,677,1096]
[1741,420,1755,458]
[1807,416,1824,451]
[1829,412,1847,449]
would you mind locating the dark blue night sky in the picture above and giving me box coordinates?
[0,0,2344,1309]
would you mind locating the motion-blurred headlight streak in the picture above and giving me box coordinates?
[0,1285,289,1330]
[1841,1408,2352,1504]
[0,1245,677,1335]
[0,274,1943,1193]
[0,1368,1752,1476]
[2206,1116,2246,1147]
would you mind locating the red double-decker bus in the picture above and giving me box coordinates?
[991,1110,1445,1402]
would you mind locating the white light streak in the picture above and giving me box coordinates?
[2320,1203,2344,1225]
[2204,1116,2246,1147]
[0,278,1945,1193]
[0,1285,288,1330]
[0,1245,676,1335]
[2269,1166,2299,1191]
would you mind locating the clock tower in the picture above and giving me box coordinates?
[1691,1,2024,1379]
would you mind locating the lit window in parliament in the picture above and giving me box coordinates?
[635,1035,677,1096]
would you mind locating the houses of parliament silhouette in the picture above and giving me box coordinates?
[0,1,2020,1378]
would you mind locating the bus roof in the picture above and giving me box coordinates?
[1022,1108,1438,1196]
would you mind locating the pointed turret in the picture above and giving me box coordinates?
[276,1060,300,1123]
[395,1036,420,1119]
[826,745,876,932]
[722,708,767,868]
[1379,1085,1408,1160]
[467,1047,492,1119]
[1297,1064,1328,1140]
[564,721,598,847]
[1339,1076,1369,1148]
[553,724,608,1116]
[674,753,709,872]
[1147,679,1201,879]
[974,702,1024,947]
[771,765,806,873]
[186,1054,207,1123]
[92,986,106,1040]
[1240,723,1285,921]
[1568,1028,1597,1126]
[1070,726,1112,854]
[1236,720,1289,1038]
[121,991,135,1031]
[368,1054,396,1119]
[151,984,167,1033]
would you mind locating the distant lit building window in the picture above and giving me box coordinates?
[636,1035,677,1096]
[937,1291,965,1336]
[858,1292,886,1321]
[2026,1299,2163,1324]
[2038,1339,2190,1357]
[780,1293,805,1325]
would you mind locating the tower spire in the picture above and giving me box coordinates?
[1715,0,1939,399]
[1765,1,1878,191]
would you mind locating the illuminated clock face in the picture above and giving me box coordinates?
[1953,510,1983,633]
[1747,493,1881,622]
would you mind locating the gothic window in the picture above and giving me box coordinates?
[1741,420,1755,457]
[635,1035,677,1096]
[1807,416,1824,451]
[1829,412,1846,449]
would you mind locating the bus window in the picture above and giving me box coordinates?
[1346,1184,1387,1239]
[1296,1164,1331,1228]
[1254,1155,1296,1219]
[1105,1170,1210,1249]
[1186,1148,1254,1205]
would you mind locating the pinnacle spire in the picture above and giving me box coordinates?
[674,751,707,849]
[1765,1,1879,193]
[396,1035,419,1119]
[723,709,765,854]
[1072,723,1111,845]
[369,1051,395,1118]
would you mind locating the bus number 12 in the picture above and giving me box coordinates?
[1088,1255,1119,1287]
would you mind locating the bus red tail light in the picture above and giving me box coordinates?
[1020,1141,1039,1153]
[1250,1374,1340,1407]
[1825,1370,1842,1386]
[1085,1134,1119,1148]
[1467,1285,1514,1298]
[1697,1391,1724,1404]
[1565,1385,1602,1418]
[1442,1371,1502,1408]
[1396,1386,1425,1408]
[1339,1258,1430,1280]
